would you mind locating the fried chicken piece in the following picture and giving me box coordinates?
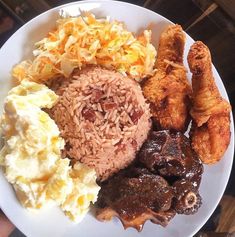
[188,41,231,164]
[142,24,192,131]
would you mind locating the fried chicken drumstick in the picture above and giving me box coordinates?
[142,25,192,131]
[188,41,231,164]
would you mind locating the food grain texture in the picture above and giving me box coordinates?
[49,66,151,181]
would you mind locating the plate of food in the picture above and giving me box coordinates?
[0,1,234,237]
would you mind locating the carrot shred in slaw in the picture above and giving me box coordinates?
[12,13,156,83]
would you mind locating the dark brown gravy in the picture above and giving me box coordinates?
[96,130,203,231]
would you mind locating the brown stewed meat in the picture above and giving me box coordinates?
[139,130,203,187]
[96,167,175,231]
[96,130,203,230]
[138,130,203,215]
[172,179,202,215]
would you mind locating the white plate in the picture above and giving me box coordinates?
[0,1,234,237]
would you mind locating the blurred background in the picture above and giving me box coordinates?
[0,0,234,236]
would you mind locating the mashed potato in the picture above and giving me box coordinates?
[0,80,100,222]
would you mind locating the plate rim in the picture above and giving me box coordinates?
[0,1,234,237]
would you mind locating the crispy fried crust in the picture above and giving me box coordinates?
[188,41,231,164]
[187,41,231,126]
[142,24,192,132]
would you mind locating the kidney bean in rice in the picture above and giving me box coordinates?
[49,66,151,181]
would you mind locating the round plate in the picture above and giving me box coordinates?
[0,1,234,237]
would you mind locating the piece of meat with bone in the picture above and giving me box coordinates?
[138,130,203,188]
[187,41,231,164]
[142,24,192,132]
[172,179,202,215]
[138,130,203,215]
[96,130,203,231]
[96,167,175,231]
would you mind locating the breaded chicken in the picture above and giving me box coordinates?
[188,41,231,164]
[142,24,192,132]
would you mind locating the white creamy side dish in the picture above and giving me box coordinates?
[0,80,100,222]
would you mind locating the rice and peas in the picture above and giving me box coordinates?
[49,66,151,180]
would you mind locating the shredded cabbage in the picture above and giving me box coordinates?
[12,13,157,83]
